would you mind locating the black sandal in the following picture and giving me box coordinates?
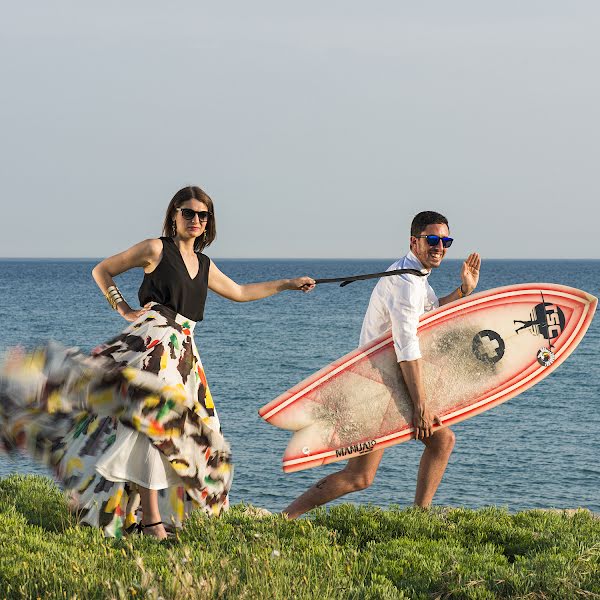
[140,521,163,530]
[125,521,168,535]
[141,521,175,542]
[126,520,164,534]
[126,520,175,542]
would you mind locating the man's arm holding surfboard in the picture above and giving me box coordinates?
[398,252,481,440]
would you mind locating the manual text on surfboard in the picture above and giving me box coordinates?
[335,440,376,458]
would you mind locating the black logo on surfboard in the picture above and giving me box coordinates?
[472,330,505,364]
[514,302,565,342]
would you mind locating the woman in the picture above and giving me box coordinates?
[0,185,314,539]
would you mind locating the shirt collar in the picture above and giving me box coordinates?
[406,250,431,276]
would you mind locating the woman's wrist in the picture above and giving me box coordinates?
[281,279,293,292]
[116,301,132,316]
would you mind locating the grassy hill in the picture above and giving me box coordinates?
[0,475,598,599]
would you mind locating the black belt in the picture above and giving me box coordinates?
[315,268,427,287]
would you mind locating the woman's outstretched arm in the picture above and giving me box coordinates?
[92,239,162,321]
[208,260,315,302]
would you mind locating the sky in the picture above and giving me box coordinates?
[1,1,599,259]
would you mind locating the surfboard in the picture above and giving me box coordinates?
[259,283,597,472]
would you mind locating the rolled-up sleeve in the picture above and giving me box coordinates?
[386,278,424,362]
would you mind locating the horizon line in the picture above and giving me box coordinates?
[1,256,599,261]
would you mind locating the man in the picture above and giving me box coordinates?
[284,211,481,518]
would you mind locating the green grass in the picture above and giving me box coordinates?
[0,475,598,599]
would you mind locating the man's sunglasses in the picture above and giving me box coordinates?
[415,235,454,248]
[176,208,211,222]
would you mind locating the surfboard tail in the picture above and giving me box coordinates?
[281,422,336,471]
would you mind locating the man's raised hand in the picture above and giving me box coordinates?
[461,253,481,295]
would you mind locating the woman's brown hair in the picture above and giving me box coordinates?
[162,186,216,253]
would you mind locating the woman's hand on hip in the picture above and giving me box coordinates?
[120,304,151,322]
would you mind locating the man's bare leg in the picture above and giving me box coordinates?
[414,427,455,507]
[283,449,384,519]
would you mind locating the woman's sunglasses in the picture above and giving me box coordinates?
[176,208,211,222]
[415,235,454,248]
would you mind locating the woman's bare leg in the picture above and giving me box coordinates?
[139,487,168,539]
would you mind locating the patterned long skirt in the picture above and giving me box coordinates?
[0,304,232,538]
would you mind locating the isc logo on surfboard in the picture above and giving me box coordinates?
[514,302,566,341]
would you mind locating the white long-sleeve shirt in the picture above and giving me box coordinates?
[359,251,439,362]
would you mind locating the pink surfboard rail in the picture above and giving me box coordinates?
[259,283,597,473]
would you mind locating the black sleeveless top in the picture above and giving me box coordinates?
[138,237,210,322]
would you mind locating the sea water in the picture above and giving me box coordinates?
[0,258,598,512]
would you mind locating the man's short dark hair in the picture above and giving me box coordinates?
[410,211,449,237]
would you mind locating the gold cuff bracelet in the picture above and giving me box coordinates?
[105,285,125,310]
